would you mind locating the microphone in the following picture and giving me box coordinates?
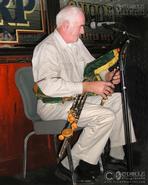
[102,23,119,30]
[89,21,140,39]
[102,24,141,39]
[90,21,116,29]
[97,22,116,27]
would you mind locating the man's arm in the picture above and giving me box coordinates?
[32,43,83,97]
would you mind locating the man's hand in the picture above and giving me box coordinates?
[83,81,115,99]
[105,68,120,85]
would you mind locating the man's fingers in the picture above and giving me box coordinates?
[113,74,120,80]
[106,82,115,89]
[104,87,114,95]
[101,93,108,100]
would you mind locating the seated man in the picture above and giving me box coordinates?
[32,5,136,182]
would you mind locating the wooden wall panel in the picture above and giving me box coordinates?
[0,62,56,176]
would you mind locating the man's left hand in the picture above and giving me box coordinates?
[105,68,120,85]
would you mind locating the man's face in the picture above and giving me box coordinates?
[66,14,85,43]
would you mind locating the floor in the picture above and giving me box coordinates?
[0,141,147,185]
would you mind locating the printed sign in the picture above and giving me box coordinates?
[0,0,47,46]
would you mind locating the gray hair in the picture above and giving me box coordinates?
[56,6,84,28]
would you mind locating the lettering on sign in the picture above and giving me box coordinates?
[0,0,45,44]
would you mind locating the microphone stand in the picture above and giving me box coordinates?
[118,33,133,172]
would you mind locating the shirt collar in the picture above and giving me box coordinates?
[54,29,67,48]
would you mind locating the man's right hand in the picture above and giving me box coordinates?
[83,81,115,99]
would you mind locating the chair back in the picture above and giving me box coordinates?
[15,66,40,121]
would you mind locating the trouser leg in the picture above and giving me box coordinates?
[104,93,136,159]
[37,93,136,169]
[62,104,116,169]
[104,93,136,147]
[104,93,126,147]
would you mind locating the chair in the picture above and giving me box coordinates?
[15,66,73,179]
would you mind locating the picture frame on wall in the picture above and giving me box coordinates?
[0,0,49,48]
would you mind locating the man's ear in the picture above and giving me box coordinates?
[62,20,70,30]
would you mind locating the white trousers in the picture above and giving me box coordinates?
[37,93,136,168]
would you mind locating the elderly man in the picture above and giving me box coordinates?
[32,5,136,182]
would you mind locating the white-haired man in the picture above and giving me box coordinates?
[32,5,136,182]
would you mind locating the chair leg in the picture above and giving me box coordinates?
[66,139,77,185]
[53,135,58,158]
[23,131,35,178]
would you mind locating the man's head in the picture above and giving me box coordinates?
[56,6,85,43]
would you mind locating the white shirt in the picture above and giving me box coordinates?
[32,29,95,97]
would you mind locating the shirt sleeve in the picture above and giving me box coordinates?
[32,43,83,97]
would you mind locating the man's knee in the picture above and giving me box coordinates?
[95,108,115,126]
